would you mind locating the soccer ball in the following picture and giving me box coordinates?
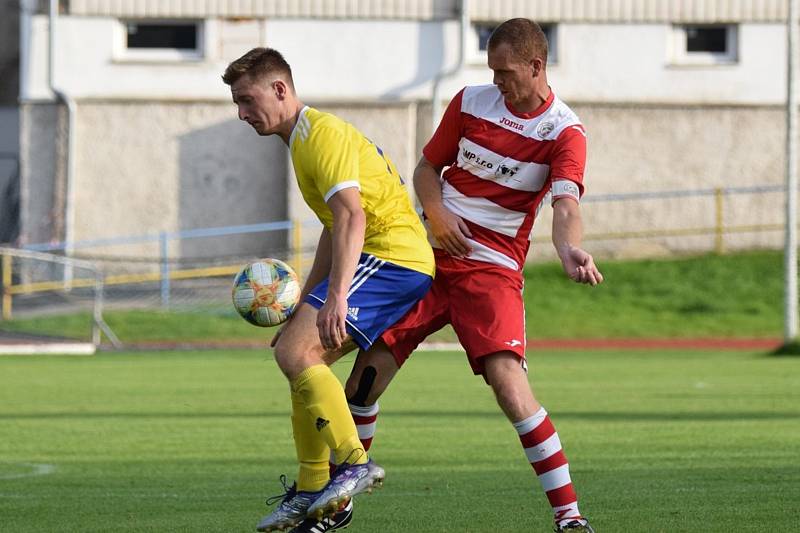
[231,259,301,327]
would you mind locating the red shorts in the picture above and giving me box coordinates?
[381,250,527,375]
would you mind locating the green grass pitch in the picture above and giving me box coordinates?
[1,348,798,532]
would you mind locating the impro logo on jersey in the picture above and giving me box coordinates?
[462,148,494,170]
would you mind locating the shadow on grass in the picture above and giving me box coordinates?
[0,409,797,421]
[771,341,800,356]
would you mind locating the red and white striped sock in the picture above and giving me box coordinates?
[348,402,379,451]
[514,407,585,527]
[330,402,379,473]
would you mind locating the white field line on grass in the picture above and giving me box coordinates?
[0,463,57,480]
[0,341,460,355]
[0,343,95,356]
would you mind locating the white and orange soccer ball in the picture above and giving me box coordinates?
[231,259,301,327]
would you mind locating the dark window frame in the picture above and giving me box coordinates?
[126,22,199,50]
[471,21,558,65]
[673,23,738,65]
[116,19,206,62]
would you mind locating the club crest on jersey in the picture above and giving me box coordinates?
[536,121,555,138]
[499,116,524,131]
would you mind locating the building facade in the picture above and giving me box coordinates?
[6,0,793,262]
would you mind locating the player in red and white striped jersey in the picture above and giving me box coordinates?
[343,18,603,533]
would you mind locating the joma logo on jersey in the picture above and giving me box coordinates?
[463,149,494,169]
[500,117,524,131]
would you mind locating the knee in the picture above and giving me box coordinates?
[484,355,539,420]
[273,337,313,380]
[272,342,295,377]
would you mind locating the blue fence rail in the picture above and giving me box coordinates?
[21,220,298,307]
[22,183,788,253]
[10,183,790,306]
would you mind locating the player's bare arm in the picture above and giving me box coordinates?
[320,187,366,350]
[269,230,332,348]
[552,197,604,286]
[413,156,472,258]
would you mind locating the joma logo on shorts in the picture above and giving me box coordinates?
[347,307,360,320]
[500,117,524,131]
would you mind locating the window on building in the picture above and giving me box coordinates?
[116,20,206,61]
[672,24,738,65]
[127,23,198,49]
[471,22,558,65]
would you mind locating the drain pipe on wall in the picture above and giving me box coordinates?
[19,0,35,102]
[19,0,37,250]
[431,0,469,134]
[49,0,77,283]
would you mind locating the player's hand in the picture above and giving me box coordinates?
[317,293,348,351]
[427,208,473,258]
[560,245,604,286]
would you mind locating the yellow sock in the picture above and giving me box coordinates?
[292,364,367,466]
[291,389,330,492]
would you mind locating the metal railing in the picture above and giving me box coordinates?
[0,247,121,347]
[534,184,787,255]
[19,219,309,308]
[0,183,790,323]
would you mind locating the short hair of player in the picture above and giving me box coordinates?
[487,18,549,65]
[222,47,295,89]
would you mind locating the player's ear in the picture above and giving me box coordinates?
[531,57,544,78]
[272,79,288,99]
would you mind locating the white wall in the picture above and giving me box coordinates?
[16,13,792,260]
[551,23,786,104]
[21,15,787,106]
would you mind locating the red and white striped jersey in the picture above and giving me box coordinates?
[423,84,587,272]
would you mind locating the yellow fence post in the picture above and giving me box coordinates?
[2,254,12,320]
[292,219,303,279]
[714,187,725,254]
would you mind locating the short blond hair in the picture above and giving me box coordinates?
[487,18,548,64]
[222,47,295,88]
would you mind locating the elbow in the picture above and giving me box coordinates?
[354,209,367,234]
[553,197,579,221]
[342,207,366,237]
[412,157,437,185]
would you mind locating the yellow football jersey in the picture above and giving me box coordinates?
[289,106,434,277]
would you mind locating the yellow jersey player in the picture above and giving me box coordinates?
[222,48,434,533]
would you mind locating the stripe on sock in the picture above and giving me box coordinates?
[514,407,582,523]
[532,449,569,476]
[348,402,379,451]
[523,430,562,463]
[547,483,580,508]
